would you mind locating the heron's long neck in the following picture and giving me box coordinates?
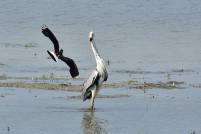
[91,41,101,63]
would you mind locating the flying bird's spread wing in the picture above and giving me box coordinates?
[41,25,60,55]
[58,54,79,78]
[47,50,58,62]
[82,70,99,101]
[42,25,79,78]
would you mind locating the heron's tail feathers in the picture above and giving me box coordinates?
[83,91,92,101]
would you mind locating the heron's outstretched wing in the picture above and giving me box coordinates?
[41,25,60,55]
[58,55,79,78]
[82,70,99,101]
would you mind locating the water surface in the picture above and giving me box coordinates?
[0,0,201,133]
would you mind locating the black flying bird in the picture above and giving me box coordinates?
[41,25,79,78]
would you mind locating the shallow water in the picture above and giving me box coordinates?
[0,0,201,133]
[0,0,201,81]
[0,87,201,134]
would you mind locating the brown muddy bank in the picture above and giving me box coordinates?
[0,74,185,91]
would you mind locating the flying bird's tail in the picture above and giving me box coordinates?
[58,50,79,78]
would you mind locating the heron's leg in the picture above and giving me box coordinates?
[90,90,96,110]
[90,98,94,110]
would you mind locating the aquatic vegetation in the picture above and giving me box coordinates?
[24,42,37,48]
[0,80,185,91]
[66,94,130,100]
[1,42,22,48]
[129,81,185,89]
[0,75,7,80]
[0,82,81,92]
[1,42,37,48]
[189,83,201,88]
[0,74,186,91]
[0,74,67,81]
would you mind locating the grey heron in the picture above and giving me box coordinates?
[41,25,79,78]
[82,32,108,109]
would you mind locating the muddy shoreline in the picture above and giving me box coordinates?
[0,74,186,91]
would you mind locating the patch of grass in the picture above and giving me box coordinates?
[0,74,67,81]
[129,81,184,89]
[0,82,81,92]
[24,42,37,48]
[0,74,186,90]
[128,80,137,85]
[0,75,7,80]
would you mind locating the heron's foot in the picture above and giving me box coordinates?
[89,105,95,111]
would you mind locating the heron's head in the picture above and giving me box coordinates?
[89,31,94,42]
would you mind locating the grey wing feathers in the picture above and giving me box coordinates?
[103,68,108,81]
[83,70,98,94]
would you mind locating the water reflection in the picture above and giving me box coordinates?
[82,110,107,134]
